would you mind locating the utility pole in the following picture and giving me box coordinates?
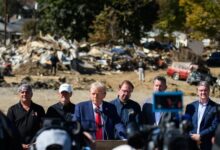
[4,0,8,46]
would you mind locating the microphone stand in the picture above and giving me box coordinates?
[95,108,109,140]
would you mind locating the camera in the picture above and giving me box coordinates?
[153,91,183,113]
[127,91,196,150]
[30,118,89,150]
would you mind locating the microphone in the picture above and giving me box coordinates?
[126,108,137,124]
[128,108,135,122]
[128,109,134,116]
[94,107,109,140]
[95,107,102,114]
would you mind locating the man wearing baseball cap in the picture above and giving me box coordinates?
[46,83,75,122]
[7,83,45,150]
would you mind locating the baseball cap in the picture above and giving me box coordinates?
[18,84,32,93]
[59,83,73,93]
[35,129,72,150]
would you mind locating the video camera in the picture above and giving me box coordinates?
[30,118,89,150]
[153,91,183,113]
[127,91,196,150]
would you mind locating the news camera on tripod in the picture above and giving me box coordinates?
[126,91,199,150]
[29,118,93,150]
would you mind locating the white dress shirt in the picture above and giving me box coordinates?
[197,102,208,134]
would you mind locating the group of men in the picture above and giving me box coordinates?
[5,76,220,150]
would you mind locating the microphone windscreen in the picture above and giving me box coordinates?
[95,108,101,114]
[128,109,134,116]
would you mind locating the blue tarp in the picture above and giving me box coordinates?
[111,48,127,55]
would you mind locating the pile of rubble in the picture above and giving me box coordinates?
[0,34,219,92]
[0,34,177,77]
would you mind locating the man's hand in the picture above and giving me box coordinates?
[22,144,30,150]
[191,134,200,141]
[191,134,201,144]
[83,131,96,150]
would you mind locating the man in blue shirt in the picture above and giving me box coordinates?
[111,80,141,127]
[185,81,219,150]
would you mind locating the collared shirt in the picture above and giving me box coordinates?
[143,97,177,126]
[92,103,104,139]
[143,97,159,125]
[92,103,103,123]
[92,103,103,111]
[46,102,75,122]
[155,112,161,125]
[111,98,141,126]
[197,101,208,134]
[7,101,45,144]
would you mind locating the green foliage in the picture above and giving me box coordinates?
[22,19,37,38]
[114,0,159,43]
[89,7,121,43]
[155,0,185,33]
[0,0,21,19]
[155,0,220,42]
[0,0,3,16]
[37,0,110,40]
[1,0,220,44]
[179,0,220,40]
[37,0,158,43]
[90,0,159,43]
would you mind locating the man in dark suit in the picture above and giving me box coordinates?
[185,81,219,150]
[74,81,126,140]
[142,76,168,125]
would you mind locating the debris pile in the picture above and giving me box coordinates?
[0,34,217,92]
[0,34,178,76]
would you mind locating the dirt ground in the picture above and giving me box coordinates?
[1,68,220,114]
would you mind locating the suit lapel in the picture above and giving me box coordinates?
[159,112,164,125]
[102,102,108,123]
[150,104,156,124]
[101,102,109,140]
[88,101,96,126]
[194,101,199,130]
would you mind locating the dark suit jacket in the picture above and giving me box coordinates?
[46,102,75,122]
[142,102,156,125]
[142,100,179,126]
[74,100,126,140]
[185,99,219,150]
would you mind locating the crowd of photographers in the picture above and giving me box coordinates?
[0,76,220,150]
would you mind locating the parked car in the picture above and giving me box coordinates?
[186,71,216,85]
[166,62,198,80]
[206,51,220,66]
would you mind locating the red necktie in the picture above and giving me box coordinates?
[95,106,103,140]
